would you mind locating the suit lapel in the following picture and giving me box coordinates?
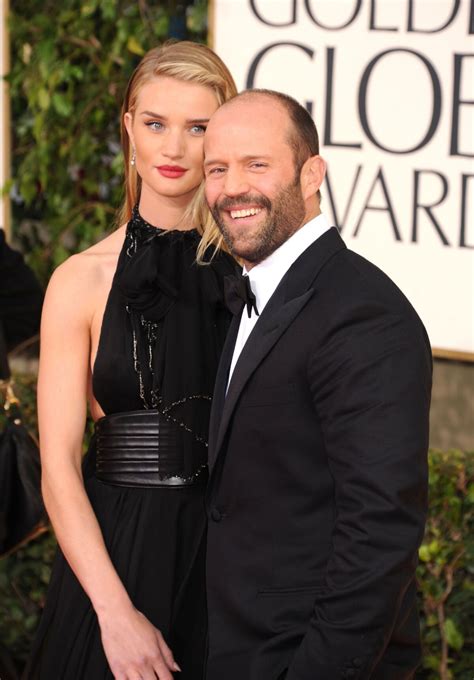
[208,313,240,461]
[209,226,346,472]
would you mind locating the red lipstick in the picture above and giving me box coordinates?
[157,165,188,179]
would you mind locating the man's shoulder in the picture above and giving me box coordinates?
[318,239,406,302]
[303,237,426,336]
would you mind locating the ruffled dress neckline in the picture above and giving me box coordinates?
[127,205,200,243]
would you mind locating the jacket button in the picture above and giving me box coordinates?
[352,658,362,668]
[210,508,222,522]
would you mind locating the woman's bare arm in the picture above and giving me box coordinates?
[38,255,179,680]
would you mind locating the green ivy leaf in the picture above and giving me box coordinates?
[444,618,464,650]
[37,88,50,110]
[127,36,144,56]
[422,654,441,670]
[153,14,170,37]
[428,539,441,556]
[81,1,98,17]
[419,544,430,562]
[24,614,39,631]
[100,0,117,20]
[52,92,73,117]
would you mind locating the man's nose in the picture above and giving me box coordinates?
[224,168,250,197]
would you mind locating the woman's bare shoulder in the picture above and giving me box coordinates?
[44,225,127,313]
[51,226,126,284]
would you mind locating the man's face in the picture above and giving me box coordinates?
[204,99,307,266]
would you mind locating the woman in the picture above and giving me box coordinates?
[25,41,238,680]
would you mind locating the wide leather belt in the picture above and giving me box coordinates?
[94,410,207,488]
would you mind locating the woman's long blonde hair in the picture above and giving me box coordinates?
[118,41,237,260]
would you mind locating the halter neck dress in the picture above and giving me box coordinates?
[24,209,236,680]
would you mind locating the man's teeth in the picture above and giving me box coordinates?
[230,208,262,219]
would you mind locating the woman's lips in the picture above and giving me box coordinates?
[157,165,188,179]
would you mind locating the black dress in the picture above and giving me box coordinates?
[24,209,235,679]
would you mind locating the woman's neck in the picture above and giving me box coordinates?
[138,187,195,231]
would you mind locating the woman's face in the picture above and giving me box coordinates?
[125,76,219,207]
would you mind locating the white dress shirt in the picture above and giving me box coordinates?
[227,213,332,388]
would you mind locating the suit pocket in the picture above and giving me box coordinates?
[258,583,325,596]
[256,584,323,635]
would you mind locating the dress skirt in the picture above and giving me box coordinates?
[24,438,208,680]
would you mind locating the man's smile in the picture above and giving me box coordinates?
[229,207,263,219]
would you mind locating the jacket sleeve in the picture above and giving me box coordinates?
[286,302,432,680]
[0,229,43,354]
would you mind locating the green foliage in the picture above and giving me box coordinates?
[0,532,56,669]
[416,449,474,680]
[7,0,208,285]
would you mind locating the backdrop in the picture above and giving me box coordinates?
[212,0,474,357]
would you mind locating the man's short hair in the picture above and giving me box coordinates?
[233,89,320,173]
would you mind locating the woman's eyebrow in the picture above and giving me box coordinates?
[140,110,165,118]
[139,111,210,125]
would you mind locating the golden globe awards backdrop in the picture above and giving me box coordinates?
[211,0,474,358]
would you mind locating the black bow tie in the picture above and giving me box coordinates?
[224,273,259,318]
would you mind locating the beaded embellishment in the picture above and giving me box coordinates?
[125,210,213,456]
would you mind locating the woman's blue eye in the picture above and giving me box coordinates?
[191,125,206,134]
[145,121,163,131]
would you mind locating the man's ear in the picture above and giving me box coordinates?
[301,155,326,200]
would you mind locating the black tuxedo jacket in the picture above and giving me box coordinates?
[205,228,432,680]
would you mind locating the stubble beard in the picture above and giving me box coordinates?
[211,176,306,265]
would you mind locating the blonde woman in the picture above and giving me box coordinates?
[25,42,237,680]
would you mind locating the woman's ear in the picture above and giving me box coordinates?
[124,111,135,149]
[301,155,326,200]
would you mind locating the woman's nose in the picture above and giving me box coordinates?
[161,130,185,159]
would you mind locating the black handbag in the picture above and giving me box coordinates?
[0,329,46,557]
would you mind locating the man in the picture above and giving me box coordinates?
[203,89,432,680]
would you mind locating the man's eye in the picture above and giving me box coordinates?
[208,167,225,175]
[251,162,267,169]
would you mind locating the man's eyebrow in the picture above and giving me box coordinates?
[204,154,271,167]
[139,111,210,124]
[204,158,225,167]
[240,154,272,162]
